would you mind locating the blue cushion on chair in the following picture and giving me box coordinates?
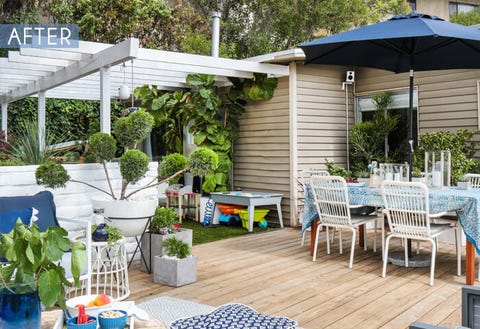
[0,191,59,232]
[0,207,33,233]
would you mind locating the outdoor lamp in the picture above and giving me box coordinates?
[119,85,131,100]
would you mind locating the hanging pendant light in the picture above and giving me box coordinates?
[118,63,131,100]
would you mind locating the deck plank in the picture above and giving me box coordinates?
[127,228,469,329]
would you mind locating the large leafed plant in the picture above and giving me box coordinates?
[0,220,87,308]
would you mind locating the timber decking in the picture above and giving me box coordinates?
[128,228,466,329]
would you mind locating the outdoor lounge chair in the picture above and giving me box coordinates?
[310,175,378,268]
[0,191,92,294]
[381,181,461,286]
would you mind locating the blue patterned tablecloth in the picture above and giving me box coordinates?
[302,185,480,254]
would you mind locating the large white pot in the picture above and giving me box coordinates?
[92,197,158,237]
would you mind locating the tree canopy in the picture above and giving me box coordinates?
[2,0,410,58]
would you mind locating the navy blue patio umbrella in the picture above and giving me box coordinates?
[299,12,480,174]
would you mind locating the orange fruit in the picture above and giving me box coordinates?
[93,294,110,306]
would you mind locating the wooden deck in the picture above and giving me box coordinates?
[128,228,469,329]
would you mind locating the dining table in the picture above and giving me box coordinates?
[302,183,480,285]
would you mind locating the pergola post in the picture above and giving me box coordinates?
[1,103,7,139]
[100,66,111,134]
[38,91,46,151]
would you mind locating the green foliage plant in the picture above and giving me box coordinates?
[136,73,277,192]
[325,159,352,178]
[0,220,87,308]
[354,169,370,179]
[7,119,64,165]
[349,92,398,174]
[414,129,480,184]
[158,153,188,184]
[161,236,191,259]
[150,207,179,235]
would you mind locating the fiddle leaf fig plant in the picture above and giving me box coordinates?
[35,108,219,200]
[0,220,87,308]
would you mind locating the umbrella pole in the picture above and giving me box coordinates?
[408,68,414,182]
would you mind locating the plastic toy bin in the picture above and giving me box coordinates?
[238,208,269,229]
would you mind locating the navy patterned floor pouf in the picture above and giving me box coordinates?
[170,303,297,329]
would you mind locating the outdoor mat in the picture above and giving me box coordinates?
[137,296,215,324]
[170,303,298,329]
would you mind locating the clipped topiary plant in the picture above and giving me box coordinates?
[36,109,219,200]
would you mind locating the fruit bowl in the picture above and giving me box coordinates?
[66,294,112,318]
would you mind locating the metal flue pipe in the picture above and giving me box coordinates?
[211,11,221,57]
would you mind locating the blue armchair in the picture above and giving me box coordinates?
[0,191,92,295]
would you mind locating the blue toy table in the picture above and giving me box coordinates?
[210,192,283,232]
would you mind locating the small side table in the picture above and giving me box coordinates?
[91,238,130,301]
[166,191,200,222]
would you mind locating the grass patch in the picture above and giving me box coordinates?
[180,219,273,245]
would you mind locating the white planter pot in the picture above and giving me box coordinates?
[140,229,193,273]
[457,181,472,190]
[92,197,158,237]
[153,255,197,287]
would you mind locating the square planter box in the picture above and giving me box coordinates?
[153,255,197,287]
[457,181,472,190]
[140,228,192,273]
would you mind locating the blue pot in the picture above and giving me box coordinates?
[0,285,41,329]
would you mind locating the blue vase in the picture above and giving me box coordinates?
[0,285,41,329]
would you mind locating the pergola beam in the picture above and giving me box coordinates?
[0,38,139,104]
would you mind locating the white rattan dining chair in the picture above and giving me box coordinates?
[464,173,480,188]
[381,181,461,286]
[299,169,330,246]
[310,175,378,268]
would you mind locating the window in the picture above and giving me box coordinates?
[355,89,418,162]
[408,1,417,11]
[449,2,478,16]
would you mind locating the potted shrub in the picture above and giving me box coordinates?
[457,174,472,190]
[354,169,370,186]
[35,110,218,237]
[0,220,86,328]
[153,236,197,287]
[140,206,192,273]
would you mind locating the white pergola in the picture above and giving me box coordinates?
[0,38,289,142]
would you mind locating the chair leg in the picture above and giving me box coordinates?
[312,223,322,262]
[339,229,343,255]
[349,228,356,269]
[455,225,461,276]
[363,225,367,251]
[301,231,305,247]
[405,240,409,268]
[382,235,392,278]
[326,227,331,255]
[429,239,436,286]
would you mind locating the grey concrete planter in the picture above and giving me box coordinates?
[153,255,197,287]
[140,228,192,273]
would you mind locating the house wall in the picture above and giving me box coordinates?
[355,67,480,135]
[415,0,480,20]
[234,76,291,226]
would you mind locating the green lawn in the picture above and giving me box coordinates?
[180,219,273,245]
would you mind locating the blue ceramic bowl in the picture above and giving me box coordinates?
[66,316,97,329]
[98,309,128,329]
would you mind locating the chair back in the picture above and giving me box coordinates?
[381,181,431,239]
[310,175,352,226]
[464,173,480,188]
[300,169,330,190]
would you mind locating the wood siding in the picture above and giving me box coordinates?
[234,77,291,226]
[296,64,353,171]
[355,67,480,135]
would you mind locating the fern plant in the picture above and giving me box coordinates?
[161,237,191,259]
